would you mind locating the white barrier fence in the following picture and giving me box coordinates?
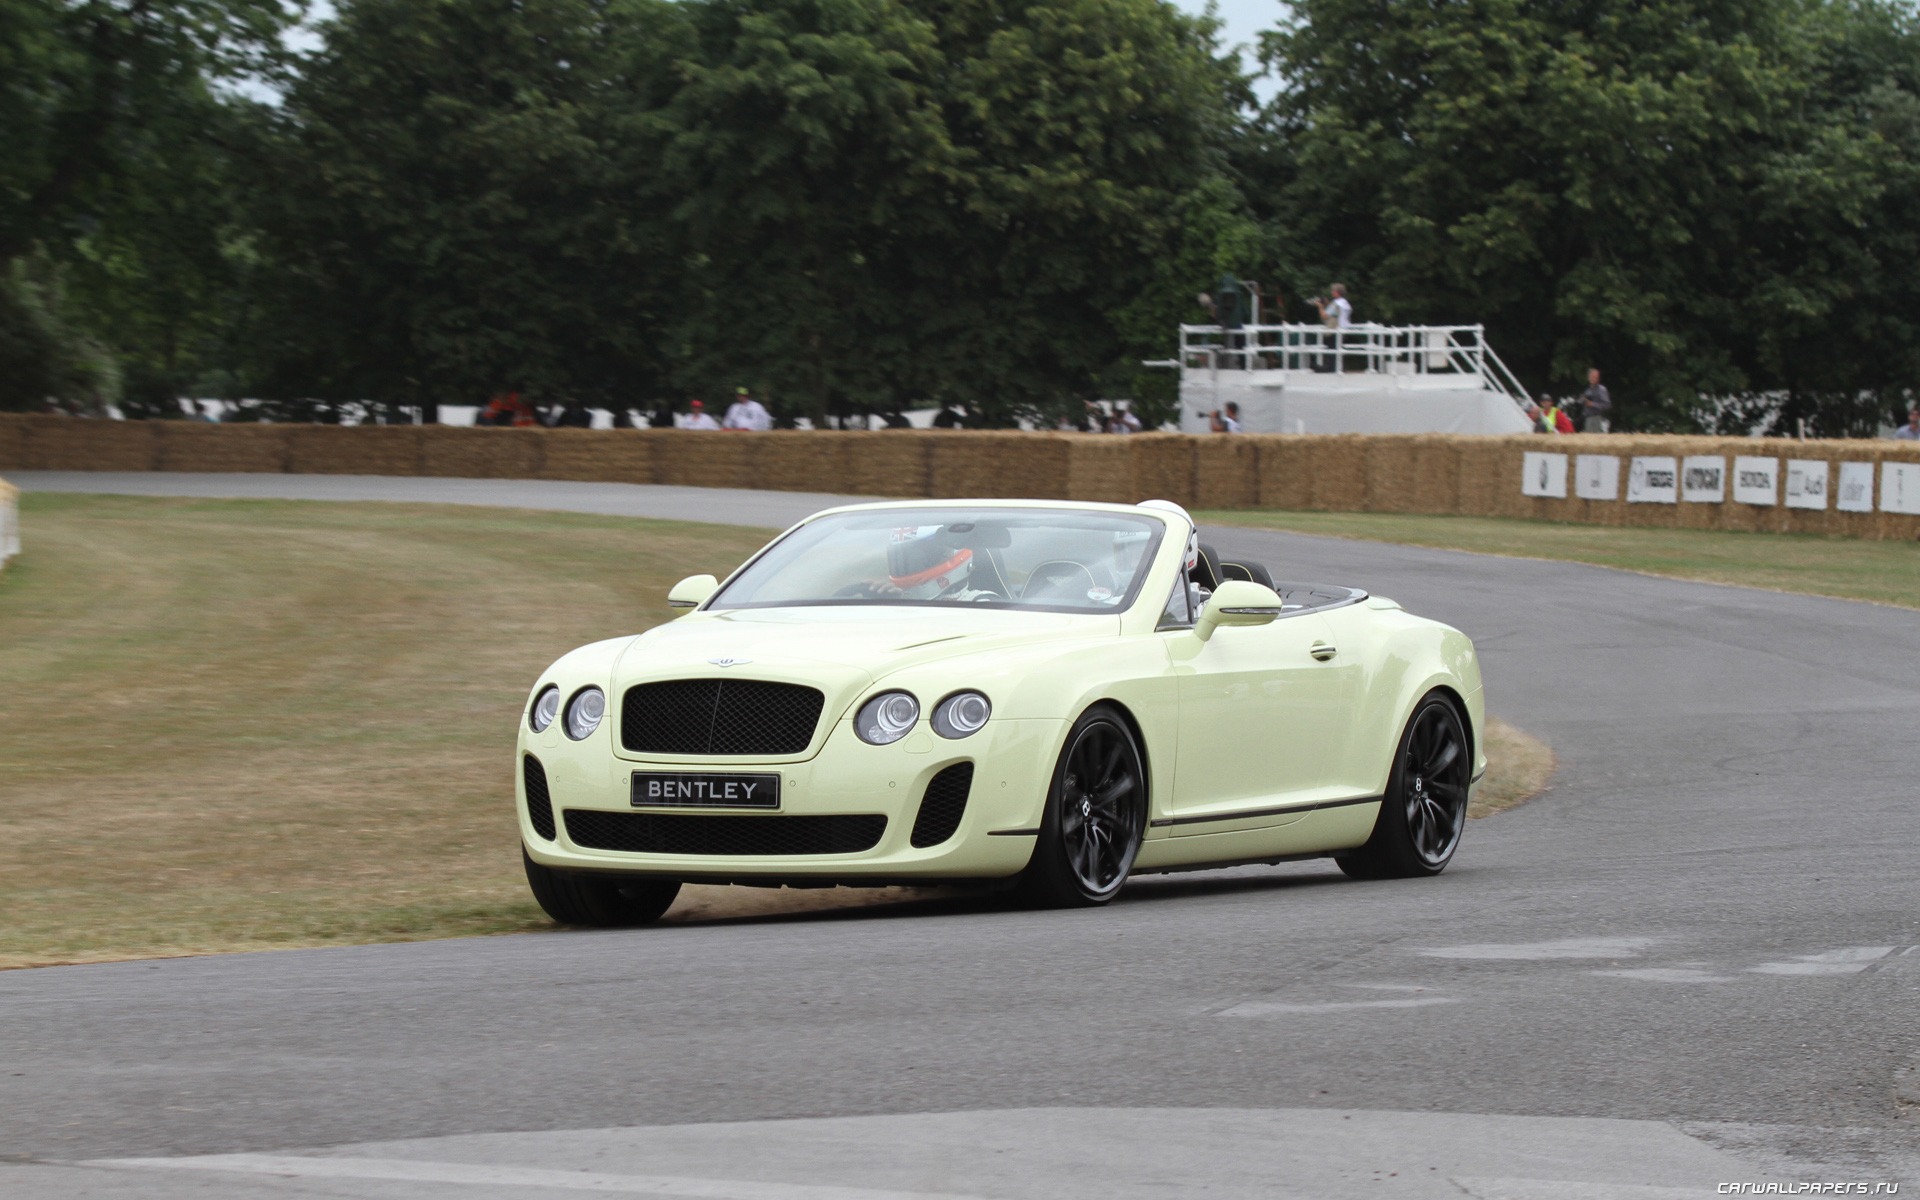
[1522,451,1920,514]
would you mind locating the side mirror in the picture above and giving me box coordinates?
[1195,580,1285,642]
[668,574,719,609]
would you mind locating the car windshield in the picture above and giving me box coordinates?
[708,508,1167,613]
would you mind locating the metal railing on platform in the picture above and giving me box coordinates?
[1173,323,1531,409]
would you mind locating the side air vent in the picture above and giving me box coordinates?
[910,762,974,848]
[523,754,556,841]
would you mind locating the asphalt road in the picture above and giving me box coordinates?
[4,472,1918,1198]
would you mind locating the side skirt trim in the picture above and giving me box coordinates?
[1147,793,1383,829]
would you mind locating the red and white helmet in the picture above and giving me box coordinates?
[887,526,974,599]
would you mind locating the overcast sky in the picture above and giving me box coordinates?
[1174,0,1283,89]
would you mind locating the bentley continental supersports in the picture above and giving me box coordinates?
[518,499,1485,924]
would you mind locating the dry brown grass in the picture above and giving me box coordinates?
[0,495,1551,968]
[1471,717,1556,818]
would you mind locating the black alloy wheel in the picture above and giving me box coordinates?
[1019,704,1147,907]
[523,849,682,927]
[1336,693,1471,880]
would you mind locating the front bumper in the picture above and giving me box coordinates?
[517,716,1065,882]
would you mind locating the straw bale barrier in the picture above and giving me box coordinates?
[1,414,1916,540]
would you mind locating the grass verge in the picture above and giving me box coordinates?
[1196,509,1920,610]
[2,494,1548,968]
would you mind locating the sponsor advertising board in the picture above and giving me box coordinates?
[1836,462,1875,513]
[1521,452,1569,498]
[1884,462,1920,515]
[1575,455,1620,501]
[1626,456,1678,504]
[1732,457,1778,506]
[1784,460,1829,509]
[1680,456,1726,503]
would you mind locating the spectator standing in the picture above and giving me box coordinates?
[681,400,720,430]
[1892,407,1919,440]
[723,387,772,431]
[1209,402,1243,433]
[1536,394,1572,434]
[1111,402,1143,434]
[1310,283,1352,371]
[1581,369,1613,432]
[1523,399,1551,434]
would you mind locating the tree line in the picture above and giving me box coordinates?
[4,0,1918,433]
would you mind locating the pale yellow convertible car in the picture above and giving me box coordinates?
[517,499,1486,925]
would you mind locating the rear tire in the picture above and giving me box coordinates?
[1336,692,1470,880]
[1016,704,1147,907]
[523,849,681,927]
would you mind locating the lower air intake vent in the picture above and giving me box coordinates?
[564,811,886,856]
[523,754,556,841]
[911,762,974,848]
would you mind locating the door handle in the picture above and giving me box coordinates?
[1309,642,1338,661]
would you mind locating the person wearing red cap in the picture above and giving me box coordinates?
[681,398,719,430]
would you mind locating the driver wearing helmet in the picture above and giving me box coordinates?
[1137,499,1210,611]
[882,526,999,601]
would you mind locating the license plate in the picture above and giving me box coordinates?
[631,771,780,810]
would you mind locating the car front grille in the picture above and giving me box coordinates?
[621,679,826,756]
[910,762,973,848]
[523,754,555,841]
[563,810,886,856]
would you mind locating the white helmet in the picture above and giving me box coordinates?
[1138,499,1198,570]
[887,526,974,599]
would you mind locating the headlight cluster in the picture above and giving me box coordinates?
[855,690,991,745]
[530,686,560,733]
[528,684,606,741]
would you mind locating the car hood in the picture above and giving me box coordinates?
[620,605,1120,677]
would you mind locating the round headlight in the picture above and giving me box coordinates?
[931,691,991,739]
[855,691,920,745]
[530,686,560,733]
[564,687,606,740]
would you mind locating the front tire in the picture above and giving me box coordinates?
[1017,704,1147,907]
[1336,692,1470,880]
[523,849,681,927]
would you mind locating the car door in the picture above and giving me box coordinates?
[1164,609,1356,834]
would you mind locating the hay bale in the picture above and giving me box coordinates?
[539,428,654,483]
[653,430,754,489]
[0,415,26,468]
[849,431,933,497]
[1128,434,1195,506]
[1253,436,1314,510]
[155,422,290,473]
[1191,436,1259,509]
[745,432,842,494]
[1359,436,1422,514]
[419,425,544,478]
[1408,435,1463,515]
[1066,435,1135,503]
[24,415,159,470]
[286,425,423,475]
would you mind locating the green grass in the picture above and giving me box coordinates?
[0,494,776,968]
[1196,509,1920,609]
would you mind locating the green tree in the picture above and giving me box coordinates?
[251,0,692,416]
[1256,0,1920,429]
[655,0,1248,426]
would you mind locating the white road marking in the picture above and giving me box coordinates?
[1222,996,1459,1016]
[1417,937,1659,960]
[1593,968,1735,984]
[1748,947,1894,976]
[83,1155,1001,1199]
